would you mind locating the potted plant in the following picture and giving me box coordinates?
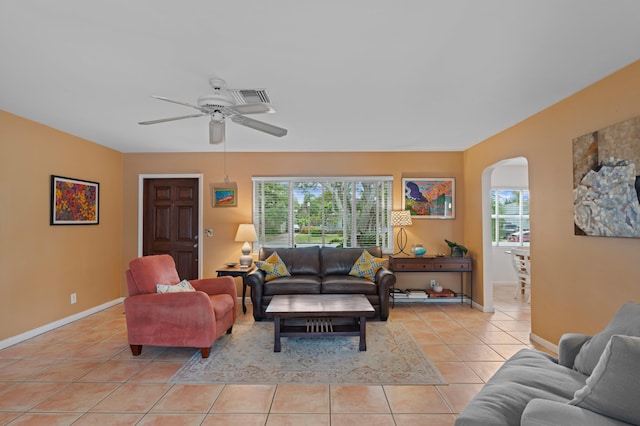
[445,239,468,257]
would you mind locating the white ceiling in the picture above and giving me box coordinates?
[2,1,640,153]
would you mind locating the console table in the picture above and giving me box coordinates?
[388,255,472,307]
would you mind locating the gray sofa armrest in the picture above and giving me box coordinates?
[558,333,592,368]
[521,399,632,426]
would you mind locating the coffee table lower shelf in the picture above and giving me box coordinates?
[272,317,369,352]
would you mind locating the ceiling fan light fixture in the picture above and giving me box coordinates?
[209,118,225,144]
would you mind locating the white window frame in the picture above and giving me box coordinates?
[252,176,394,252]
[491,187,530,247]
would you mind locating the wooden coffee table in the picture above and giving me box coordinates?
[265,294,375,352]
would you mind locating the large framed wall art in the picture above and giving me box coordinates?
[50,175,100,225]
[573,115,640,238]
[403,177,455,219]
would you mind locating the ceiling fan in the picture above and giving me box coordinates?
[138,77,288,144]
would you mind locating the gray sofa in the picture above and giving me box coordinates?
[246,246,395,322]
[456,302,640,426]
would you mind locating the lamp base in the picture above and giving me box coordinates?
[394,227,410,255]
[239,254,253,268]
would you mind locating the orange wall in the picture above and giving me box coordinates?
[464,60,640,344]
[0,111,123,341]
[121,152,465,296]
[4,60,640,346]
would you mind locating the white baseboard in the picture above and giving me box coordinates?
[0,297,125,350]
[530,332,558,355]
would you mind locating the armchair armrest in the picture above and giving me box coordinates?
[124,291,215,320]
[191,276,237,298]
[558,333,592,368]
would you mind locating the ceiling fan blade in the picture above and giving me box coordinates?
[138,113,206,125]
[231,115,288,137]
[151,95,204,111]
[209,118,225,144]
[227,103,276,115]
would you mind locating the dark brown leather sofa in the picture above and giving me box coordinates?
[246,246,395,321]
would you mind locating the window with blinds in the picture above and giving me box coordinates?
[491,189,530,246]
[252,176,393,251]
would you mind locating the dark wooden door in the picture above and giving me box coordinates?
[143,178,199,280]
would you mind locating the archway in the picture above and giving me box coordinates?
[481,157,529,312]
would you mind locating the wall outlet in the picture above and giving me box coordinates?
[70,293,77,304]
[430,279,436,288]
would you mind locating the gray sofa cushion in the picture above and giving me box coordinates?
[263,275,322,295]
[570,335,640,425]
[522,399,633,426]
[455,349,588,426]
[321,246,382,276]
[321,275,378,294]
[260,246,320,275]
[574,302,640,376]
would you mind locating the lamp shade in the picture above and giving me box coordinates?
[391,210,412,226]
[235,224,258,268]
[234,224,258,242]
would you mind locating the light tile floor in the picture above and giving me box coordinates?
[0,285,543,425]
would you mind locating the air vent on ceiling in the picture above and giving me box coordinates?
[230,89,271,105]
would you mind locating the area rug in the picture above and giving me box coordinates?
[169,322,446,385]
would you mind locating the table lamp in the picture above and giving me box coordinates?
[391,210,412,255]
[235,224,258,268]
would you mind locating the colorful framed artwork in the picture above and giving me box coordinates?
[50,175,99,225]
[402,178,455,219]
[212,183,238,207]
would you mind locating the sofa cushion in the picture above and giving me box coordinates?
[455,349,588,426]
[348,250,386,282]
[321,275,378,295]
[156,280,196,293]
[260,246,320,275]
[570,335,640,425]
[522,399,632,426]
[321,246,382,276]
[255,251,291,282]
[263,275,322,295]
[574,302,640,376]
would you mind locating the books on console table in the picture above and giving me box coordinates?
[392,289,428,299]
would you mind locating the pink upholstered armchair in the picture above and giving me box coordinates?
[124,255,237,358]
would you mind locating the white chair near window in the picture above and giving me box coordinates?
[507,248,531,302]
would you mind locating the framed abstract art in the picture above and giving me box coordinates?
[212,182,238,207]
[402,177,455,219]
[50,175,99,225]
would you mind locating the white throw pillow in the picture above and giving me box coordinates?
[156,279,196,293]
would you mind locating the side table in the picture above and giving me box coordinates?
[216,265,256,314]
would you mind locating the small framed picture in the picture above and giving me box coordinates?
[51,175,100,225]
[212,183,238,207]
[402,178,455,219]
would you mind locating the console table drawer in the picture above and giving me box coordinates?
[390,259,434,271]
[433,261,471,271]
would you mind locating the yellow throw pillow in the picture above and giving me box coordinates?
[349,250,386,282]
[255,251,291,282]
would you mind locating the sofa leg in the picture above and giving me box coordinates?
[200,347,211,358]
[226,326,233,334]
[130,344,142,356]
